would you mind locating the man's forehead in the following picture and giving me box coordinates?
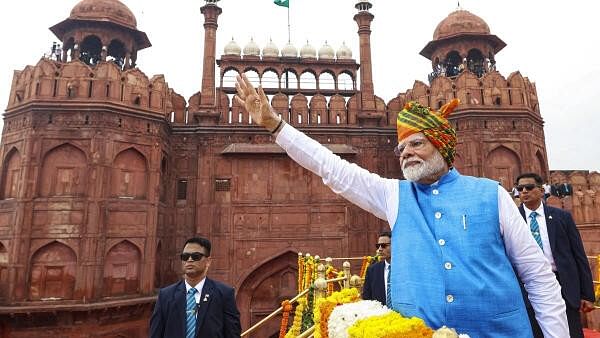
[377,236,391,243]
[400,132,426,144]
[518,177,536,184]
[183,242,205,252]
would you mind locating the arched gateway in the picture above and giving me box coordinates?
[237,250,299,338]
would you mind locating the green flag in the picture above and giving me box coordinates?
[274,0,289,8]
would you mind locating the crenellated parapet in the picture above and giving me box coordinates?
[6,58,182,119]
[394,69,539,114]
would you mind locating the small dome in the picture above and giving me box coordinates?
[281,42,298,57]
[224,37,241,56]
[243,38,260,56]
[262,39,279,57]
[318,41,335,59]
[433,10,490,40]
[336,42,352,59]
[300,41,316,58]
[70,0,137,29]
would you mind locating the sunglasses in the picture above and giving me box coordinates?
[180,252,207,261]
[376,243,390,249]
[516,184,540,192]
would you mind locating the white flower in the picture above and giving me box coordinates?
[327,300,391,338]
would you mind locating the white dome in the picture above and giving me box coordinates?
[300,40,316,58]
[281,41,298,57]
[223,37,241,56]
[262,38,279,57]
[318,41,335,59]
[243,38,260,56]
[336,42,352,59]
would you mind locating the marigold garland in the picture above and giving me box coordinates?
[298,254,304,293]
[326,266,338,295]
[304,256,315,291]
[279,300,293,338]
[313,288,360,338]
[347,312,433,338]
[359,256,368,277]
[285,297,306,338]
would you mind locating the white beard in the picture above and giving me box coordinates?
[402,151,447,182]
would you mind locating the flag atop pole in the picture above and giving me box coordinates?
[273,0,291,43]
[273,0,289,8]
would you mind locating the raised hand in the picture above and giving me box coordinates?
[234,74,281,132]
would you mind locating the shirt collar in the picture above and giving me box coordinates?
[523,203,545,219]
[185,277,206,294]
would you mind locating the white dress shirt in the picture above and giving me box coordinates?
[275,123,568,338]
[185,278,206,307]
[523,204,556,271]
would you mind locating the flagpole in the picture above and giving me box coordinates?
[287,4,291,42]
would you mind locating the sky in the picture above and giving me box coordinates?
[0,0,599,171]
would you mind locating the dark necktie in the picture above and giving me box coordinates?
[386,265,392,307]
[186,288,198,338]
[529,211,544,251]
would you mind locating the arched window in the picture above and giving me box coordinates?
[280,70,298,90]
[484,146,521,190]
[444,51,463,77]
[103,241,141,296]
[107,39,126,69]
[318,72,335,90]
[261,70,279,89]
[337,72,354,91]
[467,49,485,77]
[79,35,103,66]
[29,242,76,300]
[39,144,87,197]
[222,69,240,88]
[244,69,260,87]
[0,242,7,300]
[299,72,316,90]
[111,148,148,199]
[1,148,21,199]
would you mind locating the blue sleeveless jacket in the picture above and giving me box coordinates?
[390,169,531,338]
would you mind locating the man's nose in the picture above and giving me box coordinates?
[400,146,415,159]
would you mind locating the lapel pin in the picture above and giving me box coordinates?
[203,294,210,302]
[549,215,553,219]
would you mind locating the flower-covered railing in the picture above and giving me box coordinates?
[241,252,371,337]
[242,252,474,337]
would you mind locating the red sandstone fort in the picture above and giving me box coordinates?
[0,0,599,337]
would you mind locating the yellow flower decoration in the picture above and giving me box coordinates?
[313,288,360,338]
[348,312,433,338]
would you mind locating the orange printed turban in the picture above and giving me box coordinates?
[396,99,460,166]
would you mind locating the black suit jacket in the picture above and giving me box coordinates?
[362,261,387,305]
[519,204,595,309]
[149,278,241,338]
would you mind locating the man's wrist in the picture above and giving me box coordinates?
[269,117,285,134]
